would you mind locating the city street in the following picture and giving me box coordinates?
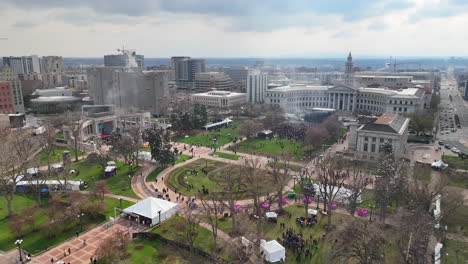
[436,68,468,154]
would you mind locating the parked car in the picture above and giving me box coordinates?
[438,141,444,146]
[451,128,457,132]
[451,147,460,154]
[444,145,451,149]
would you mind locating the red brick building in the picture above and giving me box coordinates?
[0,81,14,113]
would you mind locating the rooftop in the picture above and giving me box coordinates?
[269,85,328,92]
[359,113,409,134]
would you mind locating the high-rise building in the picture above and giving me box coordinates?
[87,67,170,115]
[194,72,235,91]
[0,66,25,113]
[2,55,41,75]
[0,82,15,114]
[171,57,206,90]
[104,50,144,68]
[41,56,65,88]
[247,69,268,103]
[343,52,354,86]
[221,66,249,92]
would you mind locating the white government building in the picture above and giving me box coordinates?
[264,53,431,115]
[191,90,247,108]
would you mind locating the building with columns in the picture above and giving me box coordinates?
[191,90,246,108]
[264,83,426,115]
[348,113,410,161]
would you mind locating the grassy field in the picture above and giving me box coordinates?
[209,152,240,160]
[0,194,134,254]
[441,239,468,263]
[173,120,242,148]
[229,137,307,161]
[35,146,84,167]
[442,155,468,171]
[69,161,139,199]
[440,168,468,188]
[267,161,303,172]
[125,239,207,264]
[214,205,401,263]
[148,216,231,261]
[166,158,266,198]
[443,205,468,237]
[146,154,193,182]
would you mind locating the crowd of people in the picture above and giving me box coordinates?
[280,228,322,260]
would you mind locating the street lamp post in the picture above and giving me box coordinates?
[15,239,23,262]
[316,194,320,209]
[128,174,131,188]
[369,205,375,222]
[119,198,122,208]
[158,211,162,225]
[77,213,84,232]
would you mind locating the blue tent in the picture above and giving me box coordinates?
[40,188,49,193]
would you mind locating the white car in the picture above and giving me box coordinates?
[451,147,460,154]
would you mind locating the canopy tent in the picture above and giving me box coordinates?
[122,197,178,226]
[51,164,63,169]
[307,209,318,216]
[313,184,362,204]
[107,161,116,165]
[16,180,81,191]
[261,240,286,263]
[434,243,443,264]
[431,160,448,170]
[104,166,117,177]
[203,118,233,130]
[265,212,278,219]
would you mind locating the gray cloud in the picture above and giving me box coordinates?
[12,20,36,28]
[3,0,415,32]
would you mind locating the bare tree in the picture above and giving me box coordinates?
[345,167,372,216]
[243,157,274,248]
[238,120,263,139]
[199,192,224,250]
[92,180,109,201]
[212,165,247,235]
[266,156,292,210]
[331,219,385,264]
[262,111,285,130]
[95,229,131,263]
[63,111,86,162]
[176,207,202,255]
[0,130,36,216]
[304,126,330,150]
[316,157,349,230]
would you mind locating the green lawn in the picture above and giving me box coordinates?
[69,161,139,199]
[175,154,192,164]
[146,167,165,182]
[229,137,307,161]
[55,131,65,140]
[413,164,432,181]
[125,239,207,264]
[215,205,401,263]
[166,158,264,199]
[267,161,303,172]
[148,216,231,261]
[209,152,240,160]
[442,155,468,171]
[146,155,192,183]
[0,194,134,254]
[173,120,242,148]
[441,239,468,263]
[443,205,468,237]
[440,168,468,189]
[35,146,84,167]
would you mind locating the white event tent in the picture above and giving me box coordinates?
[122,197,178,225]
[261,240,286,263]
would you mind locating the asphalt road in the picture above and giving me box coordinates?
[437,68,468,154]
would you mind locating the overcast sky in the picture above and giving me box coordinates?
[1,0,467,58]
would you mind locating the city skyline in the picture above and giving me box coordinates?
[1,0,468,57]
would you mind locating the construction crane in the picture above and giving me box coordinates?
[386,60,422,72]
